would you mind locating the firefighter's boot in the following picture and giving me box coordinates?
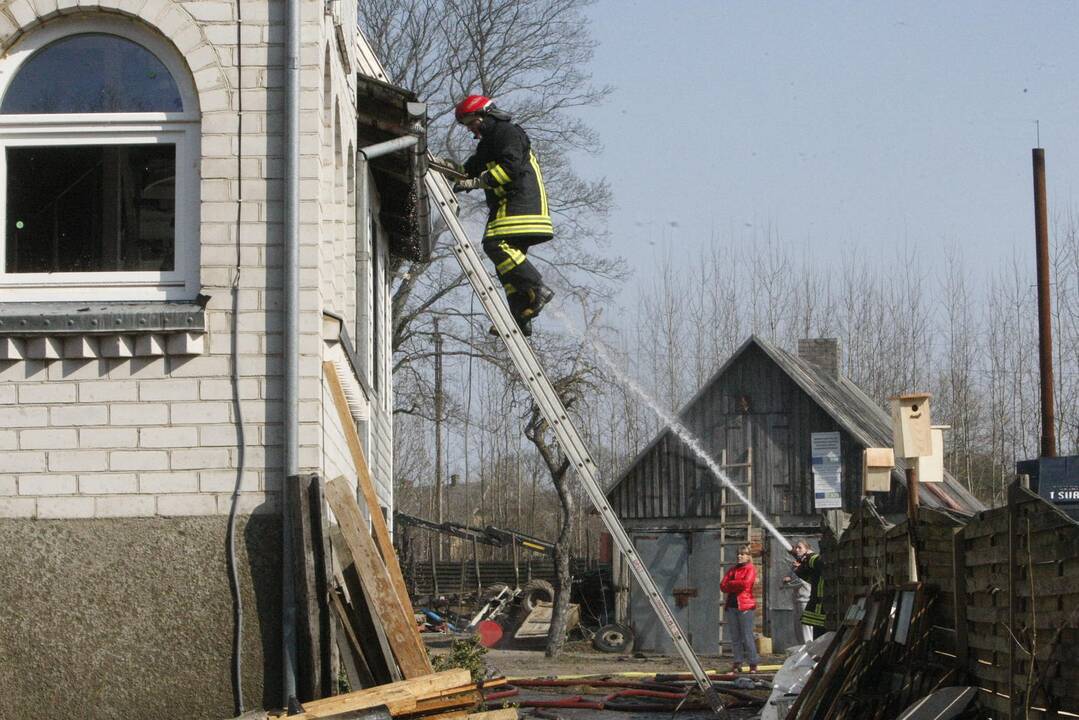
[520,286,554,320]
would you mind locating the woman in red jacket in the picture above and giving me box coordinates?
[719,544,759,672]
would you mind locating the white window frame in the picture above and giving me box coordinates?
[0,18,201,302]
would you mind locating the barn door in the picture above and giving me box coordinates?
[686,530,723,654]
[628,532,690,653]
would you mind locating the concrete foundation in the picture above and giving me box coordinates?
[0,515,282,720]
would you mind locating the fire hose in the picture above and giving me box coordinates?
[483,683,766,712]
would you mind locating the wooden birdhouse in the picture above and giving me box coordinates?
[863,447,895,493]
[890,393,932,459]
[915,425,948,484]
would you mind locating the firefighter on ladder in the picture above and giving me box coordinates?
[451,94,554,337]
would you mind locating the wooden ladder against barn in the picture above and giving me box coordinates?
[717,448,754,656]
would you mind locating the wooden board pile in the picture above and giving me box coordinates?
[785,584,964,720]
[266,365,513,720]
[269,670,511,720]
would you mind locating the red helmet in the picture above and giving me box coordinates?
[454,94,493,123]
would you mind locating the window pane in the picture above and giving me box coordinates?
[1,34,183,114]
[6,144,176,273]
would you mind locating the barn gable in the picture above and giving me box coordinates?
[606,336,983,522]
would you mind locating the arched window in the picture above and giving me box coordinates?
[0,21,200,301]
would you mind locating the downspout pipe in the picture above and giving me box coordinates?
[282,0,300,710]
[359,134,419,161]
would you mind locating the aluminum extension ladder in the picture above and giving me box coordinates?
[424,170,725,714]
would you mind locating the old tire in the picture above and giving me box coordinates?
[481,582,510,600]
[592,623,635,653]
[519,579,554,611]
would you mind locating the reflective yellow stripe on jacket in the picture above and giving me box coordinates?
[482,151,552,239]
[530,151,548,216]
[485,215,554,238]
[486,161,511,186]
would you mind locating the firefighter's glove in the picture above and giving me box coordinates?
[453,177,486,193]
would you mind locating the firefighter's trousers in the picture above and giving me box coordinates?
[482,234,548,318]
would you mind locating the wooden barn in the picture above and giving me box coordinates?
[605,336,983,654]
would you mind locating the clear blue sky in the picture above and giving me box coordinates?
[575,1,1079,278]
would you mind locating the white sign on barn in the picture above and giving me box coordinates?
[812,431,843,509]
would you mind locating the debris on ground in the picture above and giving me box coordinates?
[483,671,772,715]
[779,586,972,720]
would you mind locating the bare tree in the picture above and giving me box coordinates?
[935,245,983,494]
[618,221,1079,509]
[359,0,619,415]
[523,360,597,657]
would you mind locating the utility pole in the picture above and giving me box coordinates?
[1032,148,1056,457]
[434,318,445,560]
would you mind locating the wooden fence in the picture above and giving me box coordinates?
[832,485,1079,717]
[958,484,1079,718]
[402,558,593,600]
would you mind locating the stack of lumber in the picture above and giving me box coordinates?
[267,670,514,720]
[271,365,515,720]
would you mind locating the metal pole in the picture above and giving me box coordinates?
[281,0,301,707]
[434,320,444,561]
[1032,148,1056,458]
[906,466,920,583]
[473,535,482,597]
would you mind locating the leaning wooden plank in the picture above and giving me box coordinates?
[293,670,473,719]
[325,476,432,678]
[310,476,338,699]
[324,362,418,613]
[289,473,325,701]
[331,527,400,684]
[330,587,377,689]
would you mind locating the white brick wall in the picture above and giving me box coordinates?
[0,0,393,519]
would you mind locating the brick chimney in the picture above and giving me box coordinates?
[798,338,841,379]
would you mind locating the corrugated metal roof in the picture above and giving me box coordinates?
[606,335,985,515]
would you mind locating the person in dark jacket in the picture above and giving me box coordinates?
[791,539,826,638]
[719,544,759,672]
[453,94,554,336]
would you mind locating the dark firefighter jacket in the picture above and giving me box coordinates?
[464,116,553,241]
[793,552,826,628]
